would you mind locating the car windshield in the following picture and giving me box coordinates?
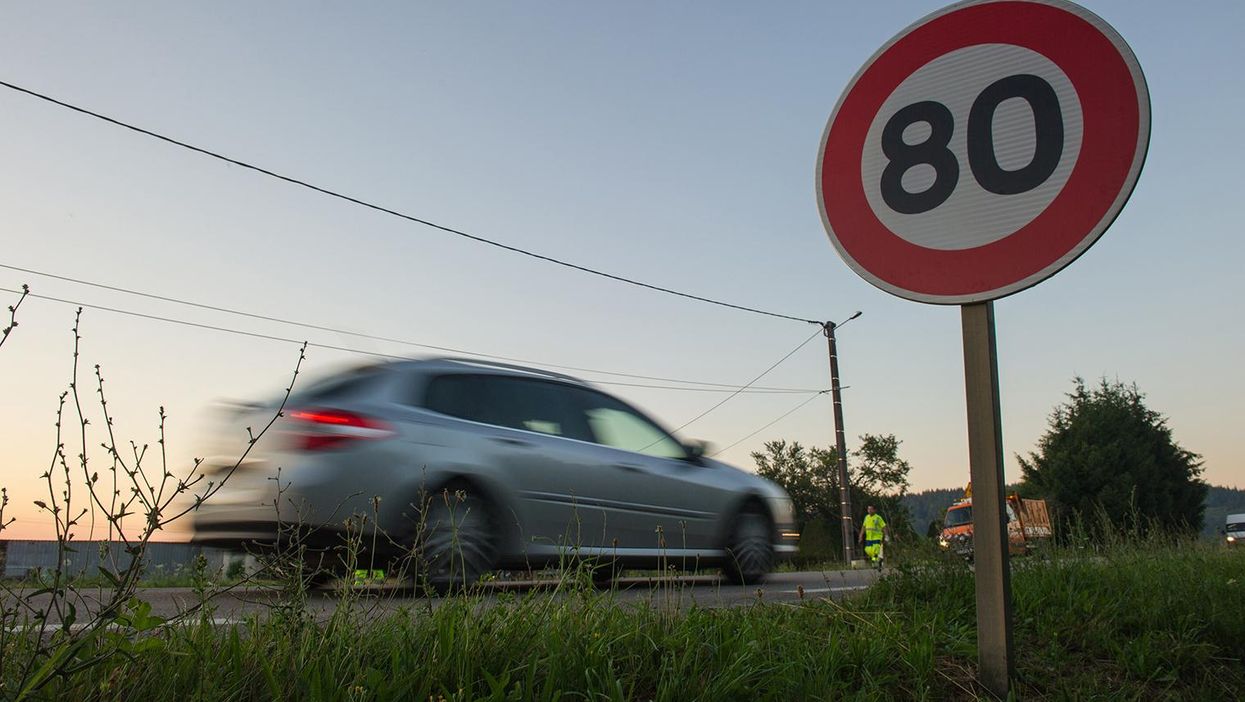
[1228,522,1245,533]
[944,506,972,527]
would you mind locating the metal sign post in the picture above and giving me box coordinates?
[961,302,1014,694]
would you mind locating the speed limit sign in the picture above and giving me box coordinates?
[815,1,1149,694]
[817,0,1149,304]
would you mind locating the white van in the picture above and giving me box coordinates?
[1226,513,1245,546]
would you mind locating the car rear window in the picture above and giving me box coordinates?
[281,365,387,407]
[424,374,592,442]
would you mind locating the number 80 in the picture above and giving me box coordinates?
[880,74,1065,215]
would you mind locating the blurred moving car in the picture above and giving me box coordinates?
[1225,513,1245,546]
[192,358,797,590]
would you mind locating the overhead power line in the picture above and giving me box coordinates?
[0,285,821,396]
[711,391,829,457]
[664,327,824,436]
[0,79,822,326]
[4,283,834,458]
[0,263,820,393]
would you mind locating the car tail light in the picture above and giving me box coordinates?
[287,408,395,451]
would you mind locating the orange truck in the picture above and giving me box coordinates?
[939,488,1052,559]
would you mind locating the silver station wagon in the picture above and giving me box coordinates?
[192,358,797,591]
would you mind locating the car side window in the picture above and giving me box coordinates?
[424,374,592,442]
[423,374,490,423]
[488,377,593,441]
[575,389,686,460]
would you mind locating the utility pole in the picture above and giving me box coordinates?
[824,311,861,565]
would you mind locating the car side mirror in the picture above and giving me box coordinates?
[682,440,712,465]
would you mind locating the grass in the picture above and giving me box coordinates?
[2,538,1241,700]
[872,540,1245,699]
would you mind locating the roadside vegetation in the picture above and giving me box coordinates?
[2,531,1241,700]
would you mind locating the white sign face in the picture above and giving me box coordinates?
[817,0,1149,304]
[861,43,1084,251]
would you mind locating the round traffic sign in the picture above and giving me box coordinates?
[817,0,1149,304]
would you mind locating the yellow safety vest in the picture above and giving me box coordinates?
[863,514,887,541]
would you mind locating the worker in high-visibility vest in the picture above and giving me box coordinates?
[858,505,889,568]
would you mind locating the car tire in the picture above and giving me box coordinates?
[722,504,774,585]
[415,482,499,595]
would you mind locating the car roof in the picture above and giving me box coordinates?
[389,356,591,386]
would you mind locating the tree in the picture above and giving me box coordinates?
[752,440,837,527]
[1018,377,1206,534]
[851,433,914,536]
[853,434,912,497]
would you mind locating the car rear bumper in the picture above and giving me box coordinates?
[190,515,350,554]
[189,519,278,547]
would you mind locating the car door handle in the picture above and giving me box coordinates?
[613,463,644,473]
[491,436,533,447]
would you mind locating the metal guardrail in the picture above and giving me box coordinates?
[0,540,252,579]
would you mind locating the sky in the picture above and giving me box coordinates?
[0,1,1241,540]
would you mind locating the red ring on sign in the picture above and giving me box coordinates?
[820,1,1142,299]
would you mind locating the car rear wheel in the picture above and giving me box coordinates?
[417,483,498,594]
[723,505,774,585]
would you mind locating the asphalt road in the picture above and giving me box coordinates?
[6,569,882,626]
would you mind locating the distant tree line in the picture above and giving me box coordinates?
[902,488,963,538]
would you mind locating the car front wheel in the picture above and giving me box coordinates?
[723,506,774,585]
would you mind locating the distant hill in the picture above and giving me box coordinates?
[902,488,963,535]
[901,484,1245,539]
